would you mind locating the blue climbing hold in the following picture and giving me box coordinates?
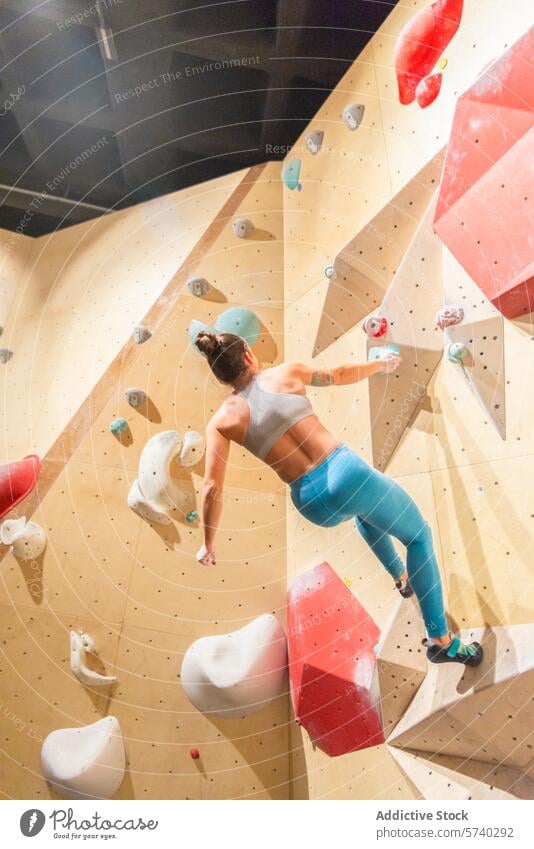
[186,510,199,523]
[215,307,260,347]
[368,344,400,363]
[447,342,469,363]
[281,159,302,191]
[110,418,128,436]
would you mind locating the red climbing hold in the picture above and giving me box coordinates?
[189,748,200,759]
[394,0,463,105]
[0,455,41,520]
[434,30,534,318]
[416,73,443,109]
[287,562,384,757]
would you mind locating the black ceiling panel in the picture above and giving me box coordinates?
[0,0,399,235]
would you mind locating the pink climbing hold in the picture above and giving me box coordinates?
[394,0,464,105]
[0,455,41,520]
[287,562,384,757]
[416,73,443,109]
[189,748,200,760]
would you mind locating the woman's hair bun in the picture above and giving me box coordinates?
[195,330,220,357]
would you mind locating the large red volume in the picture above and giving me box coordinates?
[394,0,464,105]
[287,562,384,757]
[0,455,41,519]
[434,30,534,318]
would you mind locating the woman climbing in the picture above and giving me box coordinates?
[195,330,483,667]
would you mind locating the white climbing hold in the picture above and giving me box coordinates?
[0,516,46,560]
[324,264,337,280]
[124,388,147,408]
[305,130,324,155]
[342,103,365,131]
[187,277,211,297]
[232,218,254,239]
[178,431,205,467]
[181,614,287,717]
[0,348,13,364]
[127,478,172,525]
[41,716,125,799]
[137,431,190,514]
[70,631,117,687]
[133,325,151,344]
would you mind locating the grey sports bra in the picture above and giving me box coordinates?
[236,374,314,460]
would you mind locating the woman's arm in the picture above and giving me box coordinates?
[288,354,401,386]
[196,420,230,565]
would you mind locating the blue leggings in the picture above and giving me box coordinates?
[289,444,448,638]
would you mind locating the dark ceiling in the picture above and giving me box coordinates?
[0,0,398,236]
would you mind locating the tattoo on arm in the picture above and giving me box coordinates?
[311,369,335,387]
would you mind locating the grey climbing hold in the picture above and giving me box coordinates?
[133,325,151,344]
[342,103,365,131]
[110,418,129,436]
[0,348,13,364]
[232,218,254,239]
[447,342,469,363]
[124,388,147,408]
[187,277,211,298]
[306,130,324,155]
[324,265,337,280]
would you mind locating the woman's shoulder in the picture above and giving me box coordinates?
[259,363,307,393]
[212,393,248,426]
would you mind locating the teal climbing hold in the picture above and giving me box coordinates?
[215,307,260,347]
[186,510,199,523]
[110,418,128,436]
[368,344,400,363]
[188,319,216,355]
[447,342,468,363]
[281,159,302,191]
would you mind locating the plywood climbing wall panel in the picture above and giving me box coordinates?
[283,0,534,801]
[389,748,516,800]
[442,248,506,438]
[0,162,291,800]
[389,624,534,780]
[313,153,444,356]
[283,42,391,310]
[367,192,443,471]
[431,454,534,629]
[0,170,242,460]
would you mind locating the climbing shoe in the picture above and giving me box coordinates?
[423,634,484,667]
[394,577,414,599]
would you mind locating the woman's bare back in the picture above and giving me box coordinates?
[210,364,340,483]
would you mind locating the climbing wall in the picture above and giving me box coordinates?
[0,169,240,461]
[283,0,534,799]
[0,162,292,800]
[1,0,533,803]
